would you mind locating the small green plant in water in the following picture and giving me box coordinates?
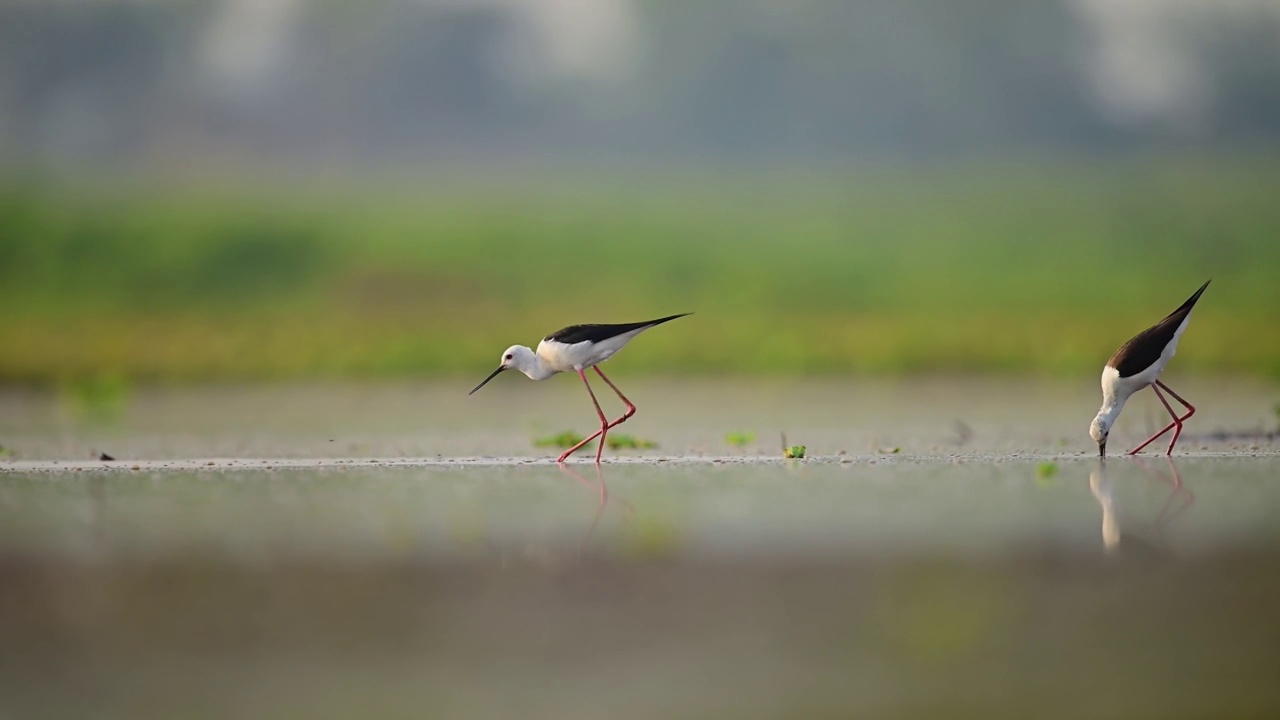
[1036,462,1059,480]
[784,445,807,459]
[607,434,658,450]
[0,444,13,459]
[534,431,592,449]
[725,431,757,447]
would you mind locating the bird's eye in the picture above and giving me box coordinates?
[504,354,513,361]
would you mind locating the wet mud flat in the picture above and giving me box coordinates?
[2,377,1277,461]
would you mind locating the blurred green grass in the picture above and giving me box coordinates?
[3,157,1279,384]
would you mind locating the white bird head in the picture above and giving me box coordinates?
[469,345,538,394]
[1089,412,1111,457]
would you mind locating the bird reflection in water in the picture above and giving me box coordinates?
[1089,458,1195,556]
[494,464,634,568]
[1089,462,1122,553]
[558,462,634,555]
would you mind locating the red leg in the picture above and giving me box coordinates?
[594,366,637,426]
[1127,384,1178,455]
[561,367,639,451]
[1158,382,1197,454]
[1153,384,1183,455]
[556,367,639,463]
[1127,381,1195,456]
[1158,387,1185,455]
[557,369,611,464]
[1156,380,1196,419]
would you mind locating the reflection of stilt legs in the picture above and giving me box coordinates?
[561,458,607,504]
[559,462,608,553]
[1132,456,1196,543]
[1092,458,1197,556]
[90,474,107,547]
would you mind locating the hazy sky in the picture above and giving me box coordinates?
[4,0,1280,168]
[196,0,1280,129]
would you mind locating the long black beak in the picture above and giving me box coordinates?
[469,366,505,395]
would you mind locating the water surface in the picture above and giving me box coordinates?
[2,379,1279,719]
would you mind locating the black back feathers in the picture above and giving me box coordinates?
[1107,280,1209,378]
[544,313,692,345]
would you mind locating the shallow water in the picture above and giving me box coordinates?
[2,455,1279,563]
[2,379,1280,719]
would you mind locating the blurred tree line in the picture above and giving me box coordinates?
[2,0,1279,171]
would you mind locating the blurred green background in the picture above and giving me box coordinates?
[3,0,1280,385]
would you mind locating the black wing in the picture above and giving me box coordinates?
[1108,280,1209,378]
[544,313,692,345]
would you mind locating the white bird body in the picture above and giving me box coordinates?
[533,327,652,374]
[1093,308,1195,433]
[1089,281,1208,456]
[470,313,692,463]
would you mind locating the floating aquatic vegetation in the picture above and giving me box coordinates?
[534,431,591,449]
[607,434,658,450]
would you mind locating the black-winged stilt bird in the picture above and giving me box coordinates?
[1089,280,1209,457]
[469,313,691,463]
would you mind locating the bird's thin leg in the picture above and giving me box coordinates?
[565,367,639,453]
[1128,384,1181,455]
[1127,381,1196,456]
[594,367,636,428]
[1143,381,1197,449]
[1156,380,1196,422]
[1156,381,1196,455]
[557,369,611,464]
